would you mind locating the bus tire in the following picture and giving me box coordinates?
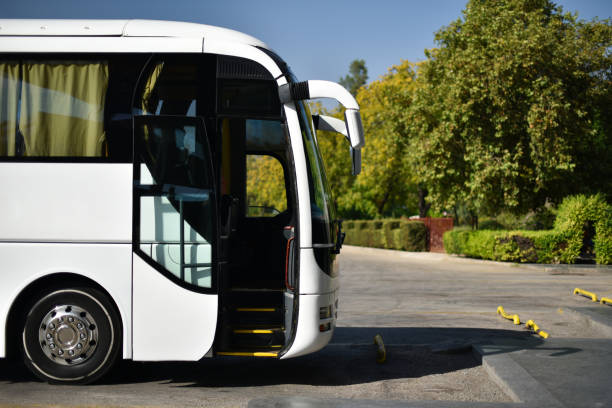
[20,287,121,384]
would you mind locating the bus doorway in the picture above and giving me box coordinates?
[216,116,297,356]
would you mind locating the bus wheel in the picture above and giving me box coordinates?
[21,287,121,384]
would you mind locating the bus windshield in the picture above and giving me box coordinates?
[295,100,338,254]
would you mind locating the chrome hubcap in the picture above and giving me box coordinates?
[38,305,98,365]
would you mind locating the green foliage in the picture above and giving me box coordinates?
[407,0,612,215]
[246,155,287,214]
[479,205,556,231]
[445,194,612,264]
[444,229,569,263]
[344,219,427,251]
[318,61,422,219]
[554,194,612,264]
[339,59,368,96]
[478,219,506,230]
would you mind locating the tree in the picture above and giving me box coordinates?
[408,0,612,217]
[318,61,421,219]
[339,59,369,96]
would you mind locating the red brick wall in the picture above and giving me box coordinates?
[411,217,454,252]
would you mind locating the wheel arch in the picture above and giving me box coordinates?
[5,272,124,361]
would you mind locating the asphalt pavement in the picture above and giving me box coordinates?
[1,245,611,408]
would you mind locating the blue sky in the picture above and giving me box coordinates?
[3,0,611,85]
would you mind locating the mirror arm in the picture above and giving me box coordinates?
[312,114,349,139]
[279,80,364,175]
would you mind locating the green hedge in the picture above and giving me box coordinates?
[443,229,570,263]
[344,219,427,251]
[443,194,612,265]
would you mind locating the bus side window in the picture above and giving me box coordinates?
[0,60,108,158]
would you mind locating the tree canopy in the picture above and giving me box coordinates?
[339,59,369,96]
[250,0,612,222]
[407,0,612,216]
[317,60,422,219]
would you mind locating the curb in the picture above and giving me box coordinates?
[564,307,612,338]
[472,345,564,408]
[248,396,518,408]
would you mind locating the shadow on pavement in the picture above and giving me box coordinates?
[0,327,544,387]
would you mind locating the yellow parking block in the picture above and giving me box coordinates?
[526,319,549,339]
[497,305,520,325]
[373,334,386,364]
[574,288,598,302]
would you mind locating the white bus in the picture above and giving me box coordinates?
[0,19,364,384]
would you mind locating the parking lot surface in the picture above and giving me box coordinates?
[1,245,612,407]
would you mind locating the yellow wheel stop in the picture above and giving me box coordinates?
[574,288,598,302]
[497,305,521,325]
[373,334,386,364]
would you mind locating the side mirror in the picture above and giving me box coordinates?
[279,80,365,175]
[312,114,362,175]
[344,109,365,149]
[312,114,348,138]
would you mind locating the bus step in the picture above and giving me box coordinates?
[216,351,278,358]
[235,307,278,312]
[230,327,285,348]
[232,327,283,334]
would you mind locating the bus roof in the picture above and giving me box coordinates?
[0,19,269,49]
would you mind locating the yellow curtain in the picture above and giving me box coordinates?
[0,62,20,156]
[140,62,164,114]
[19,61,108,157]
[138,62,165,178]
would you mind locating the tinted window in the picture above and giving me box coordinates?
[0,55,147,162]
[137,62,197,117]
[135,116,215,289]
[1,60,108,157]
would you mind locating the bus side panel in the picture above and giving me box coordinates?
[281,290,337,359]
[0,243,132,358]
[0,163,132,242]
[132,254,218,361]
[281,248,338,359]
[297,248,338,295]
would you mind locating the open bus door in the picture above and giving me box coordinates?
[131,115,219,360]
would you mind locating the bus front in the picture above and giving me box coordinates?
[277,78,365,359]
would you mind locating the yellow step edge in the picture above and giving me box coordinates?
[236,308,276,312]
[233,329,278,334]
[217,351,278,357]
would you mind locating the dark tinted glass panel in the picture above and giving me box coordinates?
[218,79,280,116]
[135,116,215,289]
[0,54,146,162]
[295,101,338,276]
[0,60,108,158]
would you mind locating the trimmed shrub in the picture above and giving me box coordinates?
[554,194,611,264]
[444,194,611,264]
[400,221,428,251]
[443,229,569,263]
[383,220,401,249]
[344,219,427,252]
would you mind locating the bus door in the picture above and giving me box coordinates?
[131,115,219,361]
